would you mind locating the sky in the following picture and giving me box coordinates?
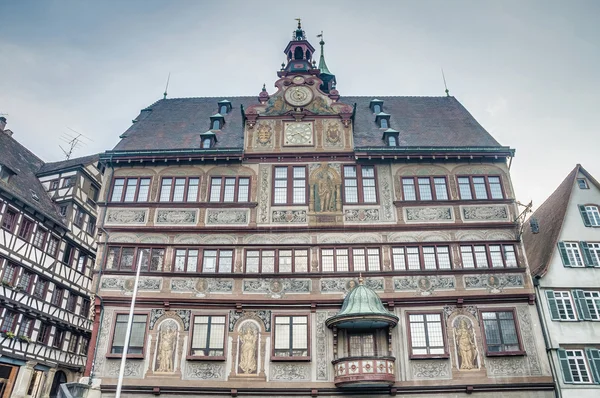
[0,0,598,210]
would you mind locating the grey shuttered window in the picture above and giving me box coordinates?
[579,205,592,226]
[573,290,592,320]
[586,348,600,384]
[545,290,560,320]
[558,349,574,383]
[581,242,599,267]
[558,242,571,266]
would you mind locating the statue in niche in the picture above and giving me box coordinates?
[155,321,178,372]
[310,163,341,213]
[318,172,335,212]
[454,318,478,370]
[238,324,258,374]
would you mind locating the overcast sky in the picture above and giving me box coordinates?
[0,0,598,209]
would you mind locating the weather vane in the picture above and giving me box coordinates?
[295,18,301,28]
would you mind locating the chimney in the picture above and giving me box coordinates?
[0,117,6,132]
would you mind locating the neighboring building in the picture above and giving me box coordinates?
[0,117,102,398]
[86,23,553,397]
[523,164,600,397]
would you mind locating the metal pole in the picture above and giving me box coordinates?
[114,255,143,398]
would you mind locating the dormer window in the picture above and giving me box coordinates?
[200,131,217,149]
[202,138,212,148]
[369,99,384,113]
[388,135,397,146]
[373,104,381,113]
[382,129,399,147]
[0,164,15,183]
[218,100,232,115]
[210,114,225,130]
[375,113,391,129]
[380,118,389,129]
[212,120,221,130]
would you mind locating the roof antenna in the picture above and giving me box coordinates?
[59,128,91,160]
[441,68,450,97]
[163,72,171,100]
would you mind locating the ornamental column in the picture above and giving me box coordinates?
[11,360,36,398]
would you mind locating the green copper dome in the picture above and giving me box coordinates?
[326,280,398,329]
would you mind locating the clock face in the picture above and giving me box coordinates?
[284,122,313,145]
[284,85,313,107]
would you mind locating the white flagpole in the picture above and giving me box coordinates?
[114,255,144,398]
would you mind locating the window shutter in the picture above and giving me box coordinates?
[558,242,571,267]
[572,289,592,320]
[581,241,599,267]
[585,348,600,384]
[545,290,561,320]
[558,349,574,383]
[579,205,592,227]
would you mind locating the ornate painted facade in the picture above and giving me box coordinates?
[86,23,553,397]
[0,119,101,398]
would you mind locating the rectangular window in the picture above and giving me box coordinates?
[110,177,151,202]
[560,349,592,383]
[202,249,233,273]
[584,206,600,227]
[245,249,308,273]
[52,329,65,349]
[408,313,447,357]
[1,263,18,286]
[111,314,147,355]
[173,248,199,272]
[587,243,600,266]
[320,247,380,272]
[19,317,34,338]
[159,177,200,202]
[47,236,59,257]
[1,310,18,332]
[1,208,18,232]
[577,178,589,189]
[80,337,90,355]
[190,315,226,357]
[136,248,166,272]
[18,218,34,240]
[62,177,75,188]
[87,216,96,235]
[105,247,135,271]
[457,176,504,200]
[59,205,68,217]
[481,310,522,355]
[546,291,577,321]
[273,166,306,205]
[74,207,85,228]
[209,177,250,203]
[343,165,377,204]
[17,270,34,293]
[81,299,91,318]
[76,255,87,274]
[68,334,79,353]
[37,323,50,344]
[348,331,377,356]
[273,316,309,359]
[32,228,47,249]
[88,185,99,202]
[402,177,448,201]
[50,180,59,190]
[392,246,452,270]
[33,278,48,299]
[559,242,584,267]
[66,293,77,312]
[62,243,75,266]
[582,291,600,320]
[460,244,518,268]
[51,287,64,307]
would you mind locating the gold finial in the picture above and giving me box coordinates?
[358,273,364,285]
[295,18,302,29]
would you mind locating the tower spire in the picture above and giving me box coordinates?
[316,31,336,94]
[316,31,332,75]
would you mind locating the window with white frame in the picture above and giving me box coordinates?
[273,166,306,205]
[577,178,589,189]
[202,249,233,273]
[245,249,308,273]
[407,313,447,357]
[190,315,226,357]
[461,244,518,268]
[559,349,592,383]
[402,177,448,201]
[587,243,600,266]
[273,316,309,358]
[159,177,199,202]
[343,165,377,204]
[546,291,577,321]
[209,177,250,203]
[457,176,503,200]
[585,206,600,226]
[110,177,151,203]
[582,291,600,321]
[558,242,584,267]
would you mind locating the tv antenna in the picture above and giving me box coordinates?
[441,68,450,97]
[59,127,92,160]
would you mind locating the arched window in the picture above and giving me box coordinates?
[219,105,228,115]
[380,118,388,129]
[294,46,304,60]
[212,120,220,130]
[202,138,212,149]
[388,135,397,147]
[373,104,381,113]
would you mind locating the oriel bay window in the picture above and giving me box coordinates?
[209,177,250,203]
[110,177,151,202]
[402,177,448,201]
[273,316,309,359]
[407,312,447,358]
[343,165,377,204]
[273,166,306,205]
[348,331,378,356]
[460,244,518,268]
[481,310,523,355]
[245,249,309,273]
[190,315,226,359]
[321,247,381,272]
[392,245,451,270]
[202,249,233,273]
[457,175,504,200]
[110,314,148,356]
[159,177,199,202]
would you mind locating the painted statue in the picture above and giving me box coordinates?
[156,323,177,372]
[455,318,477,370]
[239,325,258,374]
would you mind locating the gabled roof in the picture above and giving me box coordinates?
[522,164,600,277]
[37,153,100,175]
[0,132,65,227]
[108,95,504,153]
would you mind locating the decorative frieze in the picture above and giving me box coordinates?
[105,208,147,225]
[156,209,197,225]
[405,207,453,222]
[170,278,233,296]
[461,205,509,222]
[258,166,270,224]
[320,278,384,293]
[100,276,161,292]
[206,209,249,225]
[270,363,311,381]
[272,210,307,223]
[105,360,143,378]
[316,311,329,380]
[377,165,395,221]
[185,363,225,380]
[411,360,451,379]
[343,208,380,222]
[228,310,271,332]
[463,274,524,293]
[149,309,191,331]
[243,278,310,297]
[394,275,455,295]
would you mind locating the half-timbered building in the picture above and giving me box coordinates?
[0,118,102,398]
[86,23,554,398]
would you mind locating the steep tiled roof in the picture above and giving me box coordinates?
[38,153,100,175]
[0,132,65,226]
[109,95,503,152]
[522,165,600,277]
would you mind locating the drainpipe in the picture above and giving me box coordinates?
[533,277,561,398]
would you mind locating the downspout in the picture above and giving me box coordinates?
[86,157,115,384]
[533,277,562,398]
